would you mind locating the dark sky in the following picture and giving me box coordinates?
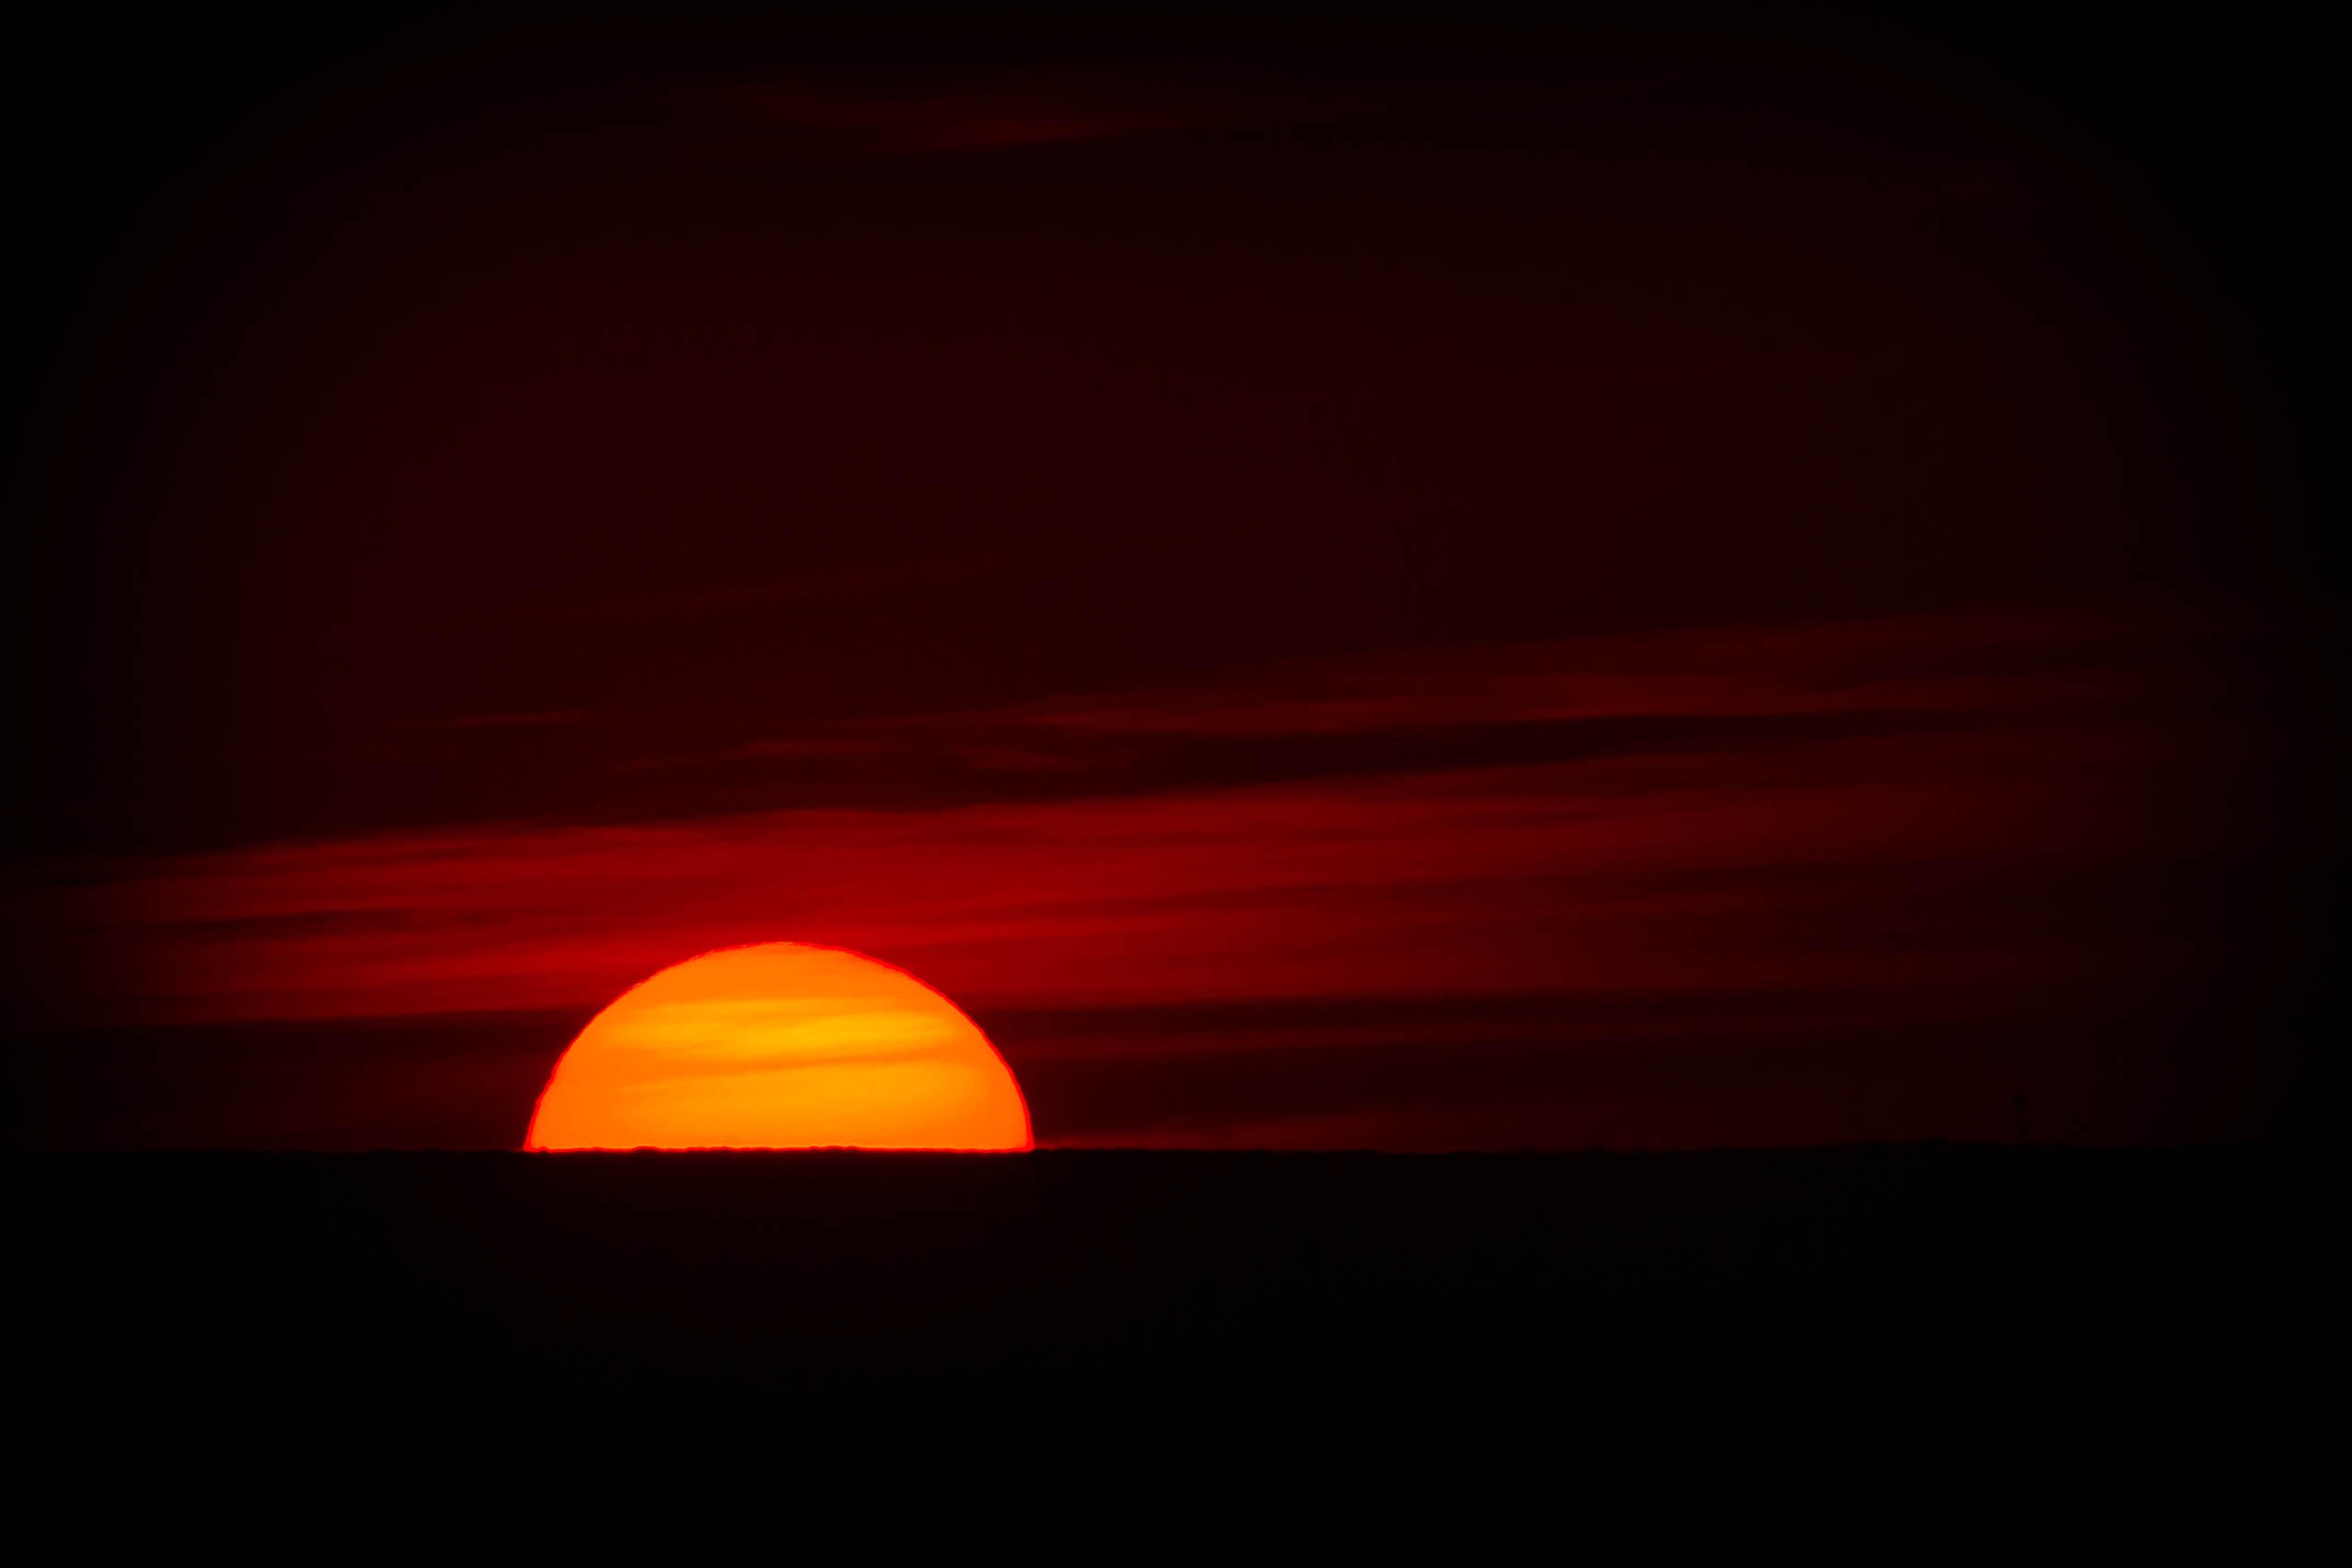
[3,6,2331,1148]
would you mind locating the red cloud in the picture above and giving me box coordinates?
[34,609,2243,1038]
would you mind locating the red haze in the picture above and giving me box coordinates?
[3,17,2323,1149]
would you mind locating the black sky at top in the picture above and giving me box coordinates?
[2,4,2330,860]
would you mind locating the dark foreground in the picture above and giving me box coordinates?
[13,1146,2319,1445]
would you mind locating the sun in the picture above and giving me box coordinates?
[526,943,1032,1151]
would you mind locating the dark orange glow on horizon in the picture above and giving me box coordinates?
[526,943,1032,1151]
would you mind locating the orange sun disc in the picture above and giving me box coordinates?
[525,942,1032,1151]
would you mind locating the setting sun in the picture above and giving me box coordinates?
[525,943,1031,1151]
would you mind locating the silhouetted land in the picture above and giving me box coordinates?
[13,1147,2315,1442]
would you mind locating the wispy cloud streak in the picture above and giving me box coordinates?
[21,610,2245,1041]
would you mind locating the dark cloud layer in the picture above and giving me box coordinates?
[9,14,2315,859]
